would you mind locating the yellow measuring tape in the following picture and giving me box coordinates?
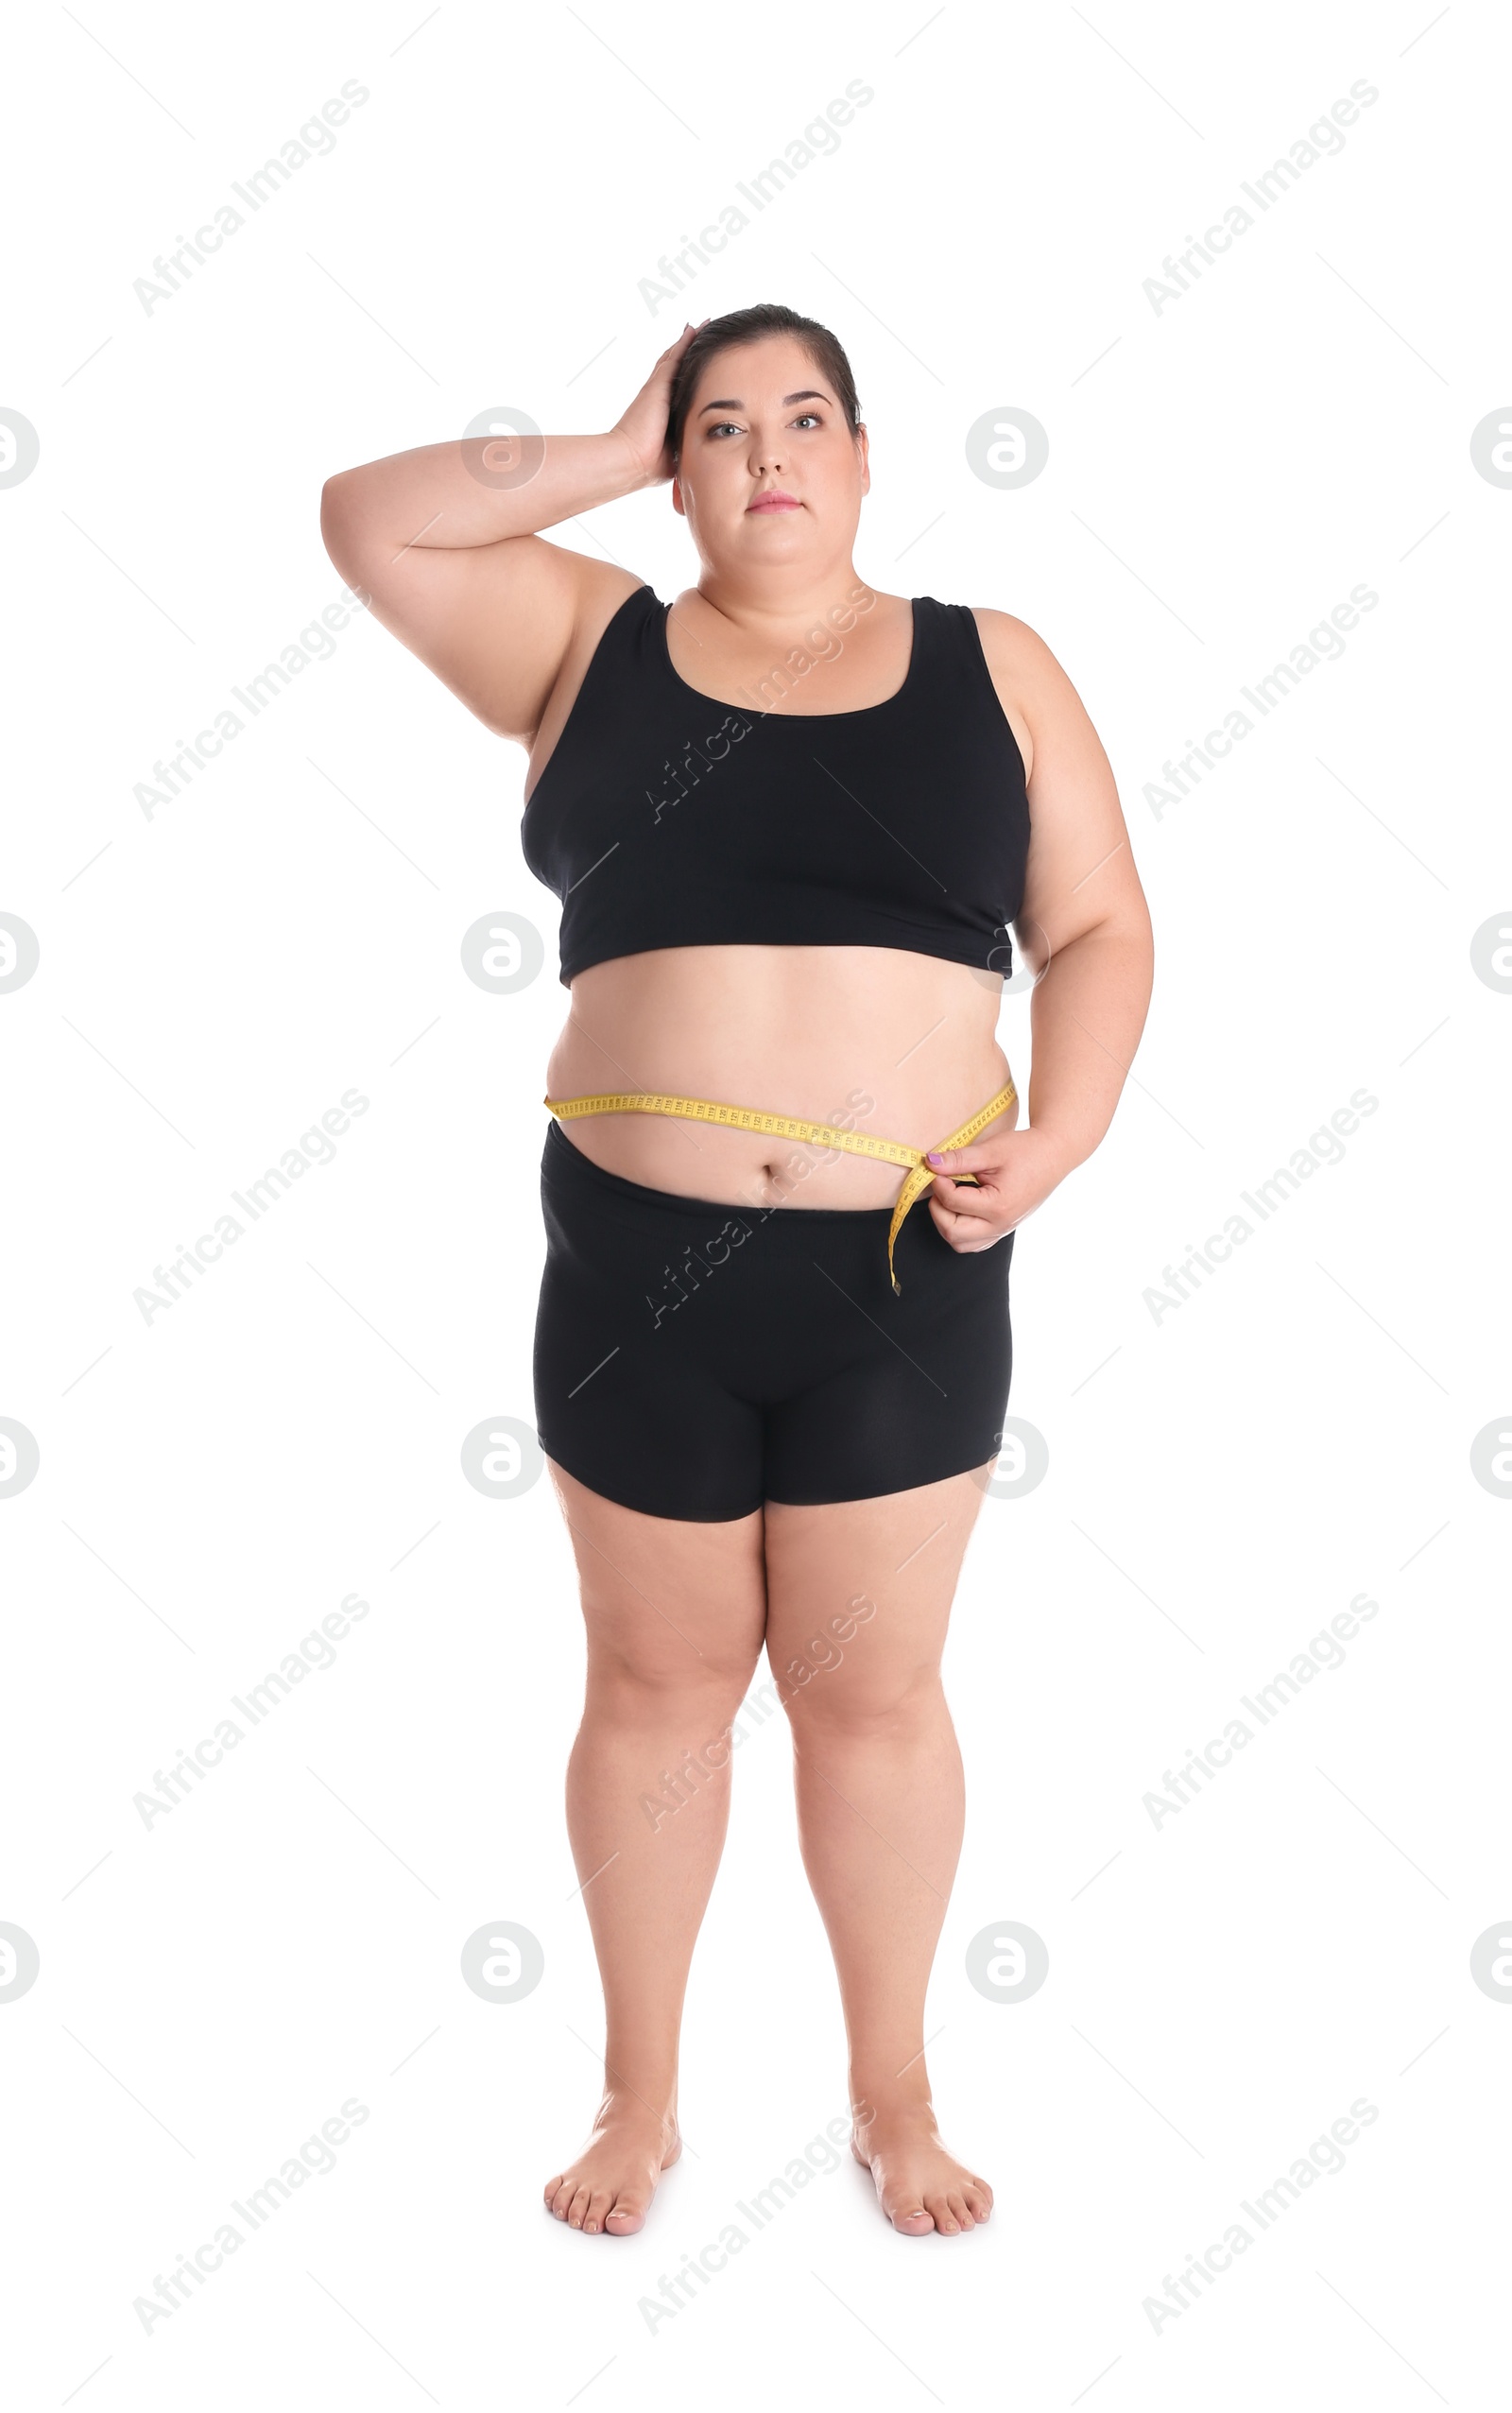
[543,1078,1018,1295]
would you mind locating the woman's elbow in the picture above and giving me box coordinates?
[319,471,364,577]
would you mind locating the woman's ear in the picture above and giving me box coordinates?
[672,474,685,518]
[856,424,870,496]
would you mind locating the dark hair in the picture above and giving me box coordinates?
[666,303,862,469]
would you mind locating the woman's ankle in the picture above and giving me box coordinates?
[593,2079,679,2135]
[849,2069,935,2124]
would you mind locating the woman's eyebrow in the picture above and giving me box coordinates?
[697,390,831,414]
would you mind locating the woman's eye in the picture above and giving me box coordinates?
[706,414,822,437]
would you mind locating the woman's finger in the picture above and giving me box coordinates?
[924,1141,1002,1176]
[928,1194,1009,1250]
[927,1171,1001,1221]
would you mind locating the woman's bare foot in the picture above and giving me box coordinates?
[850,2094,992,2235]
[543,2092,681,2235]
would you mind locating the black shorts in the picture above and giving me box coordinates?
[532,1119,1016,1521]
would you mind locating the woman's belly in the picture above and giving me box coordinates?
[544,945,1019,1208]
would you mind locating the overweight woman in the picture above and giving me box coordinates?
[320,304,1153,2240]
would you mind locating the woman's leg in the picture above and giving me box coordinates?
[543,1459,768,2234]
[763,1463,994,2235]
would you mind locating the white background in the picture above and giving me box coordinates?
[4,1,1509,2404]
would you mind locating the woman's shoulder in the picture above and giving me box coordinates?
[960,602,1057,677]
[945,606,1062,781]
[927,597,1068,697]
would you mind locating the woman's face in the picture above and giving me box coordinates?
[672,335,868,574]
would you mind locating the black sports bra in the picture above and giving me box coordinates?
[519,584,1030,988]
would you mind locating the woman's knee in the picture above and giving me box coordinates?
[779,1654,944,1738]
[586,1637,762,1724]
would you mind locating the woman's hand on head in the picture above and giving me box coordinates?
[923,1128,1077,1254]
[611,321,710,486]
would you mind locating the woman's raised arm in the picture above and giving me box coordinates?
[318,324,700,743]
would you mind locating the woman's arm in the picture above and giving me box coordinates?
[318,324,702,743]
[1003,612,1155,1177]
[924,611,1155,1241]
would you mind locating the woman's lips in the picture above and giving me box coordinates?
[747,493,801,512]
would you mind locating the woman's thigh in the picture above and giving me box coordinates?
[762,1464,993,1717]
[546,1454,990,1699]
[546,1458,768,1688]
